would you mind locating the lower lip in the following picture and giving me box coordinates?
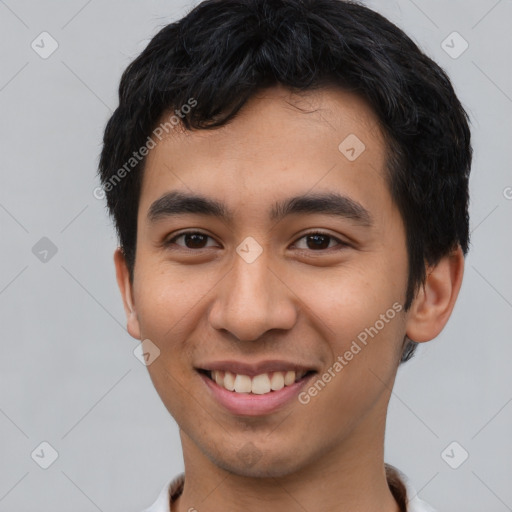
[199,372,315,416]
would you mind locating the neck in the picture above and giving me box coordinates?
[174,405,401,512]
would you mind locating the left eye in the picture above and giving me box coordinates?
[293,232,345,251]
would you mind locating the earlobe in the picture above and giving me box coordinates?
[405,245,465,343]
[113,248,142,340]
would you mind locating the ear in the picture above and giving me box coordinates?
[405,245,465,343]
[114,247,141,340]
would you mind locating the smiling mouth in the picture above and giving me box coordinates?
[198,369,316,395]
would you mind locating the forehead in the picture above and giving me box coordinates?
[138,85,390,225]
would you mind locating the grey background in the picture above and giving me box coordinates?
[0,0,511,510]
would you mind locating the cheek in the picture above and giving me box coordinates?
[134,270,202,420]
[293,261,407,401]
[296,262,404,338]
[297,272,404,434]
[132,270,201,399]
[134,262,206,338]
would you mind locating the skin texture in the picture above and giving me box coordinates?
[115,85,464,512]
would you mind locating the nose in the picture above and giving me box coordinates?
[208,249,298,342]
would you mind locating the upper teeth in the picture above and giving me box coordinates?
[211,370,307,394]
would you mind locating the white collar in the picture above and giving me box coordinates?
[402,473,438,512]
[142,472,438,512]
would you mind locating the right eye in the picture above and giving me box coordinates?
[164,231,221,250]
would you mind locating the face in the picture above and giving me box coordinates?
[117,85,411,477]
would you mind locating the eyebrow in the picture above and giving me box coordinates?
[147,190,373,227]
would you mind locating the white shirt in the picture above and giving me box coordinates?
[142,472,438,512]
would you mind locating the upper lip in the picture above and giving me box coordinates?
[196,360,317,378]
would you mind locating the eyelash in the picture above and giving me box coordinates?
[164,230,349,252]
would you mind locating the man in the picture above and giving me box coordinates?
[98,0,471,510]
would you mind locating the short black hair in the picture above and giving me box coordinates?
[98,0,472,363]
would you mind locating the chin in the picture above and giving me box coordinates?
[209,445,306,479]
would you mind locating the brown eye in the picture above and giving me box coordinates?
[166,231,218,249]
[294,232,347,251]
[183,233,208,248]
[306,233,330,250]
